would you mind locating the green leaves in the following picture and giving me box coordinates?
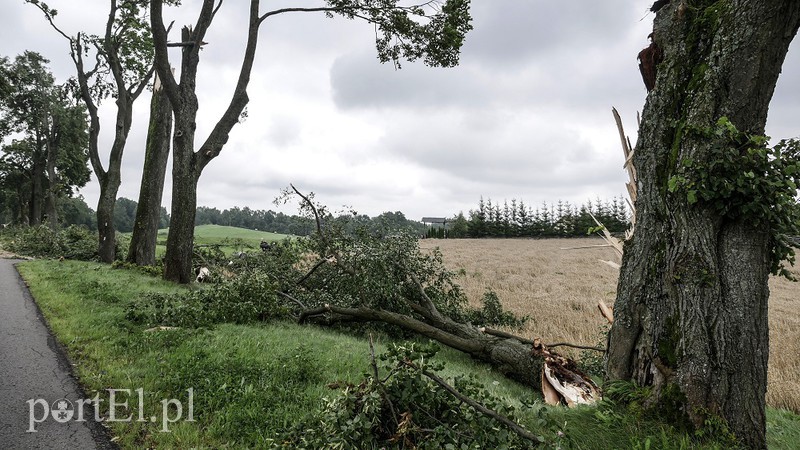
[668,116,800,278]
[323,0,473,69]
[284,341,545,448]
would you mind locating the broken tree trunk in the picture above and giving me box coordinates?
[301,302,543,387]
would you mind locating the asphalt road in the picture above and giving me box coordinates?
[0,258,113,449]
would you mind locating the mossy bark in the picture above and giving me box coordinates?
[127,79,172,266]
[606,2,800,449]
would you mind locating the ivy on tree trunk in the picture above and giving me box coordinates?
[606,2,800,449]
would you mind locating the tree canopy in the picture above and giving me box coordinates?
[0,51,90,226]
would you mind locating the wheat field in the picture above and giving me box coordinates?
[420,238,800,412]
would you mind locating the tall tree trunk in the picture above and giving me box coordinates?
[96,172,120,263]
[30,150,43,226]
[30,140,47,225]
[162,128,197,283]
[162,34,200,283]
[606,2,800,449]
[45,113,60,229]
[128,77,172,266]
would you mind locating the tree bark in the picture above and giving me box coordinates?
[300,303,542,388]
[30,146,43,226]
[44,113,60,229]
[162,132,198,282]
[127,76,172,266]
[153,0,262,283]
[606,2,800,448]
[160,21,204,283]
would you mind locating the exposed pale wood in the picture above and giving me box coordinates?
[532,340,601,408]
[541,369,562,406]
[598,301,614,324]
[599,260,622,270]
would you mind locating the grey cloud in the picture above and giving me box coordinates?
[264,115,303,147]
[330,52,491,110]
[377,110,624,194]
[464,0,644,66]
[330,10,652,114]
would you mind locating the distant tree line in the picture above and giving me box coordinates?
[195,206,427,237]
[3,189,631,241]
[434,197,630,239]
[194,206,311,235]
[115,198,171,233]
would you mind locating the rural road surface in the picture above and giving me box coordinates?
[0,258,114,449]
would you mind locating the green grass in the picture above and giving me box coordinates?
[16,259,800,449]
[146,224,294,257]
[184,224,290,243]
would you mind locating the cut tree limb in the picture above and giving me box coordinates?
[479,327,605,352]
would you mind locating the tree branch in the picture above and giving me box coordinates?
[196,0,261,175]
[277,290,306,309]
[150,0,181,107]
[407,272,445,320]
[27,1,73,42]
[291,183,322,236]
[410,362,544,445]
[478,327,606,353]
[258,2,441,24]
[546,342,606,353]
[299,304,484,354]
[295,256,334,286]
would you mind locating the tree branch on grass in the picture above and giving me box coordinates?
[408,361,545,445]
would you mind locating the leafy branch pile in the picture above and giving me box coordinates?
[277,187,527,330]
[281,341,566,449]
[2,224,99,260]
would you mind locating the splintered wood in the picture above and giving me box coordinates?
[532,339,601,407]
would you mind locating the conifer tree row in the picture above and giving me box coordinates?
[440,196,630,239]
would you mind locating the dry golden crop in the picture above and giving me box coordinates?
[420,237,800,412]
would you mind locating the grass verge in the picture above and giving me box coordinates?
[17,259,800,448]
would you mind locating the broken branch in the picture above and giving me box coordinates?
[479,327,605,352]
[409,361,544,445]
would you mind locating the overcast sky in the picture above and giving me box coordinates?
[2,0,799,220]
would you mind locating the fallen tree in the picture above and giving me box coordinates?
[279,185,600,400]
[299,283,543,388]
